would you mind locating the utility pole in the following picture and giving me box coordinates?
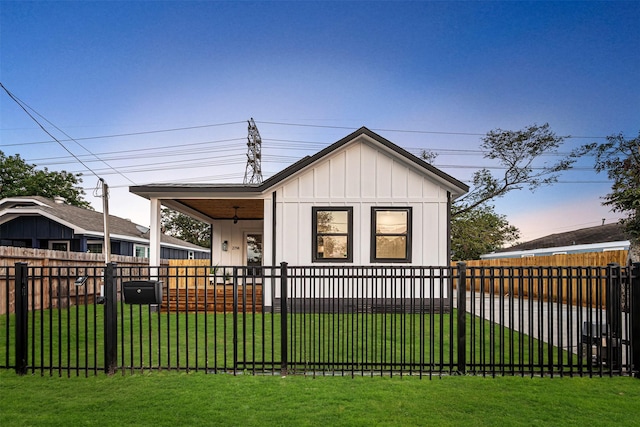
[100,178,111,264]
[244,118,263,184]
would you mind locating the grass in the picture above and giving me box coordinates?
[2,304,574,375]
[0,370,639,426]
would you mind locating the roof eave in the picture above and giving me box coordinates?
[130,184,262,199]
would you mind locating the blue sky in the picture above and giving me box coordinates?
[1,1,638,242]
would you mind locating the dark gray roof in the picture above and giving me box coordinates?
[500,223,629,252]
[0,196,208,251]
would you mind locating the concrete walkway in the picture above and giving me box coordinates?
[453,290,628,364]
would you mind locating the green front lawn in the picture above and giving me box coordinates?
[2,304,579,375]
[0,371,638,426]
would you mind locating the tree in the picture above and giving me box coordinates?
[455,123,576,216]
[581,132,640,263]
[161,208,211,248]
[0,150,90,208]
[422,123,578,259]
[451,204,520,261]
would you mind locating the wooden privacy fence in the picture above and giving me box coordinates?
[0,246,164,315]
[167,259,211,289]
[0,246,160,267]
[457,250,629,306]
[466,250,628,268]
[460,265,609,306]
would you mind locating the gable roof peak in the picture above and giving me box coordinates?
[261,126,468,195]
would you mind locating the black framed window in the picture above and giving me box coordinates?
[371,207,412,262]
[312,207,353,262]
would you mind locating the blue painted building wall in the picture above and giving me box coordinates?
[0,216,209,260]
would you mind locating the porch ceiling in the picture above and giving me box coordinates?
[176,198,264,221]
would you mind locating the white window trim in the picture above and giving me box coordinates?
[49,240,70,252]
[134,244,150,258]
[87,240,104,254]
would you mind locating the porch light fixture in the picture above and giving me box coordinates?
[222,240,228,251]
[233,206,239,224]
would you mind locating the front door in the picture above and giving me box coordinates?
[246,233,263,276]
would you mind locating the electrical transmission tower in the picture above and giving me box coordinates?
[244,118,263,184]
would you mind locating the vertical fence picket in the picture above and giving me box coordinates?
[2,266,10,369]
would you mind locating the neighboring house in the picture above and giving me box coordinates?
[130,127,469,309]
[0,196,210,260]
[481,223,630,259]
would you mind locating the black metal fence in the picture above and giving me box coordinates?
[1,262,639,378]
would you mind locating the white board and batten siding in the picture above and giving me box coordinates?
[130,128,466,307]
[274,136,450,267]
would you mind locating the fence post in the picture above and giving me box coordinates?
[456,262,467,374]
[631,263,640,378]
[104,262,117,375]
[280,262,288,376]
[606,263,623,371]
[14,262,28,375]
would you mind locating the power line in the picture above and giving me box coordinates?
[0,120,248,147]
[2,120,610,149]
[38,142,601,180]
[1,104,608,186]
[264,139,587,157]
[20,134,590,168]
[0,82,105,180]
[255,120,610,139]
[68,156,248,176]
[1,82,120,262]
[26,138,246,166]
[60,151,600,176]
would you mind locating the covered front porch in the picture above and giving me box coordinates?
[130,186,273,270]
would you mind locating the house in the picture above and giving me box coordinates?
[481,222,630,259]
[0,196,210,260]
[130,127,469,309]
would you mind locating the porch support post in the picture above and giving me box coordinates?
[149,198,162,269]
[446,191,452,265]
